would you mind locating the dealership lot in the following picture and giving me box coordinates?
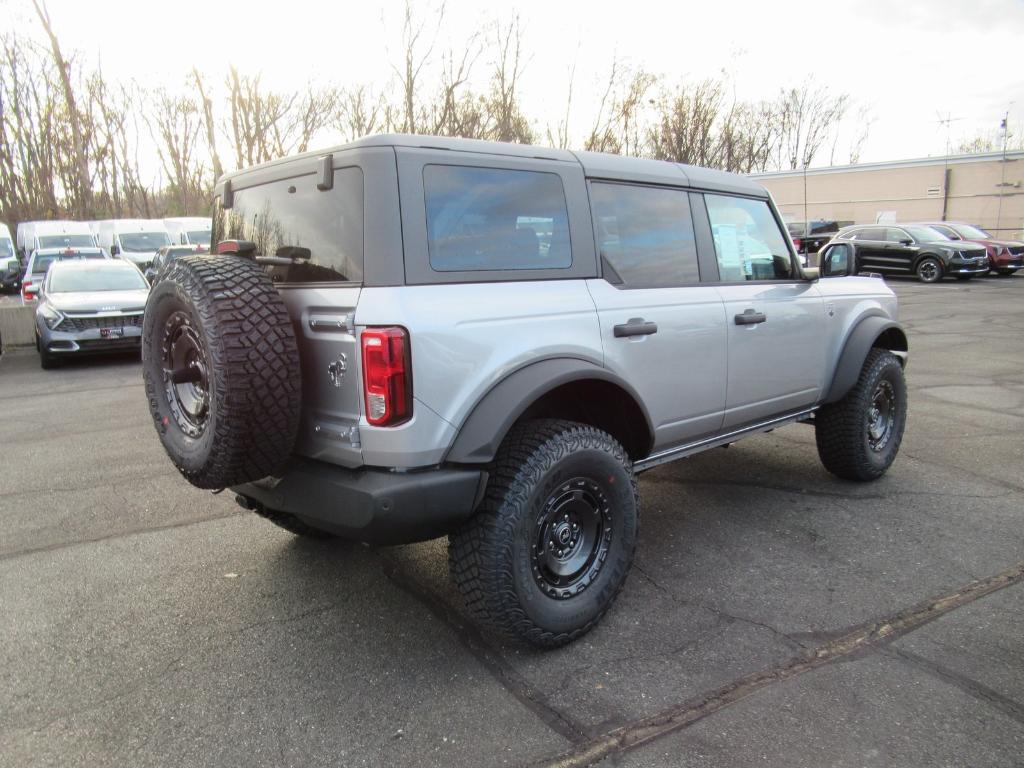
[1,277,1022,767]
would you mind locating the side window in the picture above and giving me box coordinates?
[857,227,885,241]
[704,194,794,281]
[590,182,699,287]
[423,165,571,272]
[884,228,908,243]
[822,243,852,277]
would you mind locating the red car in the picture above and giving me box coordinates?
[921,222,1024,276]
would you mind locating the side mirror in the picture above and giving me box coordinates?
[899,238,913,246]
[820,244,853,277]
[110,243,120,256]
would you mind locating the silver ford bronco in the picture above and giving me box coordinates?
[142,135,908,647]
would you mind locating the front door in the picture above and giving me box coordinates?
[701,192,826,428]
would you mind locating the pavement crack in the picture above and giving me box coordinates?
[378,552,588,746]
[529,560,1024,768]
[0,509,246,562]
[878,646,1024,725]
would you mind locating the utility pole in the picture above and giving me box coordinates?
[936,113,963,221]
[996,108,1011,237]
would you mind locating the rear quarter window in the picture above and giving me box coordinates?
[213,166,364,284]
[423,165,572,272]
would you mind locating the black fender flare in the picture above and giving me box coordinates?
[824,315,908,404]
[444,358,654,464]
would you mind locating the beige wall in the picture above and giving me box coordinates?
[753,153,1024,241]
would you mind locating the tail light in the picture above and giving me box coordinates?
[793,237,803,252]
[361,327,411,427]
[22,280,33,301]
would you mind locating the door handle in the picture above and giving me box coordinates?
[613,317,658,337]
[734,309,767,325]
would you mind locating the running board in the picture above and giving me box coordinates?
[633,408,818,473]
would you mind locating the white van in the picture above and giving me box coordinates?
[163,217,212,247]
[1,222,19,292]
[97,219,172,270]
[17,221,97,258]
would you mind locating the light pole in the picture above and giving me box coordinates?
[995,107,1011,237]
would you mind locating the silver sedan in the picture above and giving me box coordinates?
[35,259,150,369]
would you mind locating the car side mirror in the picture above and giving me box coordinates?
[899,239,912,246]
[820,245,853,277]
[110,244,120,256]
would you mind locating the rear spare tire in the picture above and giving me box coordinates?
[142,255,301,489]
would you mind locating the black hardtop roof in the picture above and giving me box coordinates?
[219,133,767,197]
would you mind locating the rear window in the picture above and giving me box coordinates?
[187,230,211,246]
[424,165,571,272]
[214,167,363,284]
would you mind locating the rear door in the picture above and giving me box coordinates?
[699,192,825,428]
[854,227,900,273]
[587,182,727,447]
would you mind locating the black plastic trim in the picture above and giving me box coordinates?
[445,358,655,464]
[233,459,485,545]
[825,316,908,404]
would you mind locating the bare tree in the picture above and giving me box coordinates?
[774,79,848,169]
[30,0,92,216]
[585,61,657,155]
[192,68,223,182]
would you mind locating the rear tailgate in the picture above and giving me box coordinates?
[279,286,364,468]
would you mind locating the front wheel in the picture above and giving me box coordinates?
[449,419,638,648]
[815,349,907,481]
[916,257,943,283]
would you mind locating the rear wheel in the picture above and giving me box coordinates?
[916,257,943,283]
[449,419,638,648]
[815,349,907,481]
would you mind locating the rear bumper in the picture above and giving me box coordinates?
[233,458,487,544]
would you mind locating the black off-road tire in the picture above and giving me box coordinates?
[916,257,943,283]
[815,348,907,481]
[448,419,639,648]
[142,255,301,489]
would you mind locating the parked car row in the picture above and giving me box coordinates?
[0,217,211,299]
[816,221,1022,283]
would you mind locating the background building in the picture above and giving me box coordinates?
[751,150,1024,241]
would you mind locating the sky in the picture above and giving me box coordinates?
[7,0,1024,169]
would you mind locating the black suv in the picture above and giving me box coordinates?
[831,224,989,283]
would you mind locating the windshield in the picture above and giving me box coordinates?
[33,253,105,274]
[953,224,992,239]
[0,239,13,258]
[119,232,171,252]
[186,230,211,245]
[38,234,94,249]
[49,266,148,292]
[905,226,950,242]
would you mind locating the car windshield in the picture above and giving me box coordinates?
[38,234,94,249]
[33,253,105,274]
[0,239,13,258]
[905,226,949,242]
[119,232,171,252]
[186,230,211,245]
[49,266,148,292]
[953,224,992,239]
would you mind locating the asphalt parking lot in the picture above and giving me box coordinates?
[1,276,1022,767]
